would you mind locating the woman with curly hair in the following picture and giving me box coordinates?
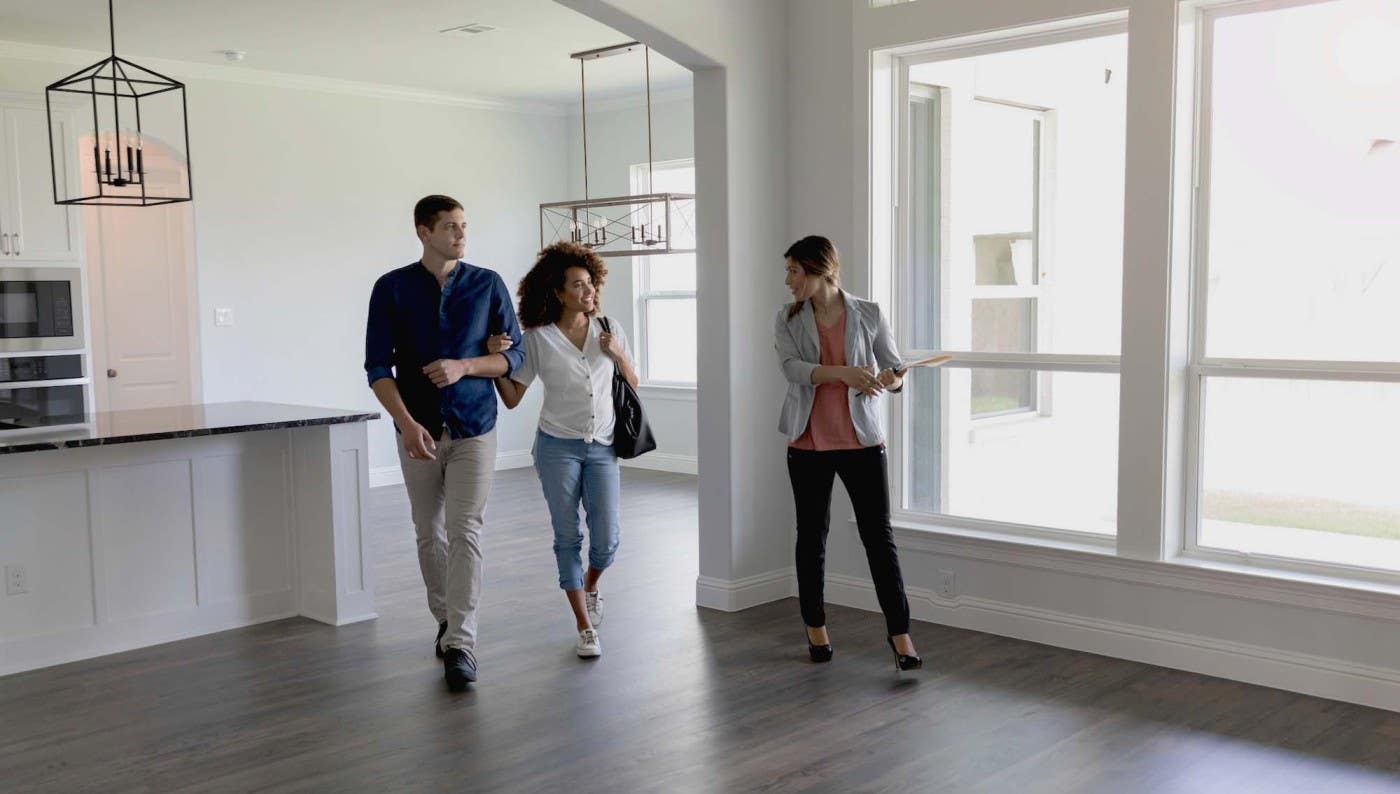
[491,242,638,659]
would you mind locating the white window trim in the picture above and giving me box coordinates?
[631,157,697,392]
[888,21,1123,540]
[1177,0,1400,583]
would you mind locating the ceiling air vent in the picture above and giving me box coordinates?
[440,23,497,35]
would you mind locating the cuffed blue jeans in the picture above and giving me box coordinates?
[532,430,621,591]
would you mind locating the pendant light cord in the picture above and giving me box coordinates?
[580,58,590,206]
[646,47,654,197]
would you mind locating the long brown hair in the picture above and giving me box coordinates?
[517,242,609,329]
[784,235,841,319]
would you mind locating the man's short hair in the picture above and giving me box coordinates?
[414,194,464,231]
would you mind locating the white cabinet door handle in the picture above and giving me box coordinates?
[11,233,18,256]
[0,233,9,255]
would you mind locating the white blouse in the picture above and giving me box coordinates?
[511,318,633,445]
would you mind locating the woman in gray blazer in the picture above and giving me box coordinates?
[775,235,922,672]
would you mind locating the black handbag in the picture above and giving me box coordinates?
[599,316,657,459]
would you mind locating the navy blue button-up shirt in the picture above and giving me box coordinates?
[365,261,524,440]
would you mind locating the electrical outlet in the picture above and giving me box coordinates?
[937,569,956,599]
[5,564,27,595]
[215,308,234,327]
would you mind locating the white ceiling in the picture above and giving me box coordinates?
[0,0,691,106]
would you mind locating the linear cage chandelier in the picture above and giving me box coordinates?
[45,0,193,206]
[539,41,694,258]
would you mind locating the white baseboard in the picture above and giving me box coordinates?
[370,449,534,488]
[0,591,296,678]
[620,451,698,475]
[824,572,1400,713]
[696,569,796,612]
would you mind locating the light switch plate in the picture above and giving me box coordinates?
[215,308,234,327]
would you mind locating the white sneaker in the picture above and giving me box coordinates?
[576,628,601,658]
[585,591,604,627]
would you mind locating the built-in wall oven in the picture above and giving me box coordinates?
[0,267,85,353]
[0,354,87,431]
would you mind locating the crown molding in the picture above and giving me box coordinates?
[0,38,565,116]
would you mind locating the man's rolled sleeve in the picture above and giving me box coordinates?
[365,276,396,387]
[492,273,526,377]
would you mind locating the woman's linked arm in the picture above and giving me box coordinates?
[487,332,529,408]
[493,377,528,409]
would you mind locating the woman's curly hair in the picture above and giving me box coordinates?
[516,242,609,329]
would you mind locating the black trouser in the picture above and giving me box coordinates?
[786,445,911,637]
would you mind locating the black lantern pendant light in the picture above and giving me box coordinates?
[45,0,194,206]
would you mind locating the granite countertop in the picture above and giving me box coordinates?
[0,401,380,455]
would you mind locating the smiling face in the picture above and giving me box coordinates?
[556,265,598,314]
[418,208,466,262]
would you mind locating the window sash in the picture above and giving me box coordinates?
[891,21,1127,536]
[1180,1,1400,579]
[637,295,697,387]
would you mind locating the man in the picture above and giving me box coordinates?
[365,195,523,691]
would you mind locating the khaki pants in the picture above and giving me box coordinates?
[397,428,497,653]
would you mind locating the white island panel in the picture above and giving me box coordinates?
[0,402,377,676]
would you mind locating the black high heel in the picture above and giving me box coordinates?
[806,627,833,663]
[887,636,922,671]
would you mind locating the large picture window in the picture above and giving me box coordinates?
[880,0,1400,586]
[895,26,1128,538]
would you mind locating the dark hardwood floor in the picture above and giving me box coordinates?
[3,467,1400,792]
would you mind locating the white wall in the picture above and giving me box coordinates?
[0,52,567,478]
[782,0,1400,712]
[557,0,794,606]
[564,94,698,466]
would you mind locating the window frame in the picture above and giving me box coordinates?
[630,157,698,390]
[889,21,1125,544]
[1178,0,1400,583]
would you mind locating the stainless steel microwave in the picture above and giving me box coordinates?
[0,267,84,353]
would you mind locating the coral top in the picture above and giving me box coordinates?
[789,312,864,451]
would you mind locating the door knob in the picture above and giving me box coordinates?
[107,368,117,378]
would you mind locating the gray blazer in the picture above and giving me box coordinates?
[774,290,905,447]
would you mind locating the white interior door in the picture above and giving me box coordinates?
[85,142,198,412]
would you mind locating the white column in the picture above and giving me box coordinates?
[291,422,377,625]
[1116,0,1188,561]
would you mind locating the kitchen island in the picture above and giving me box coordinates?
[0,402,379,676]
